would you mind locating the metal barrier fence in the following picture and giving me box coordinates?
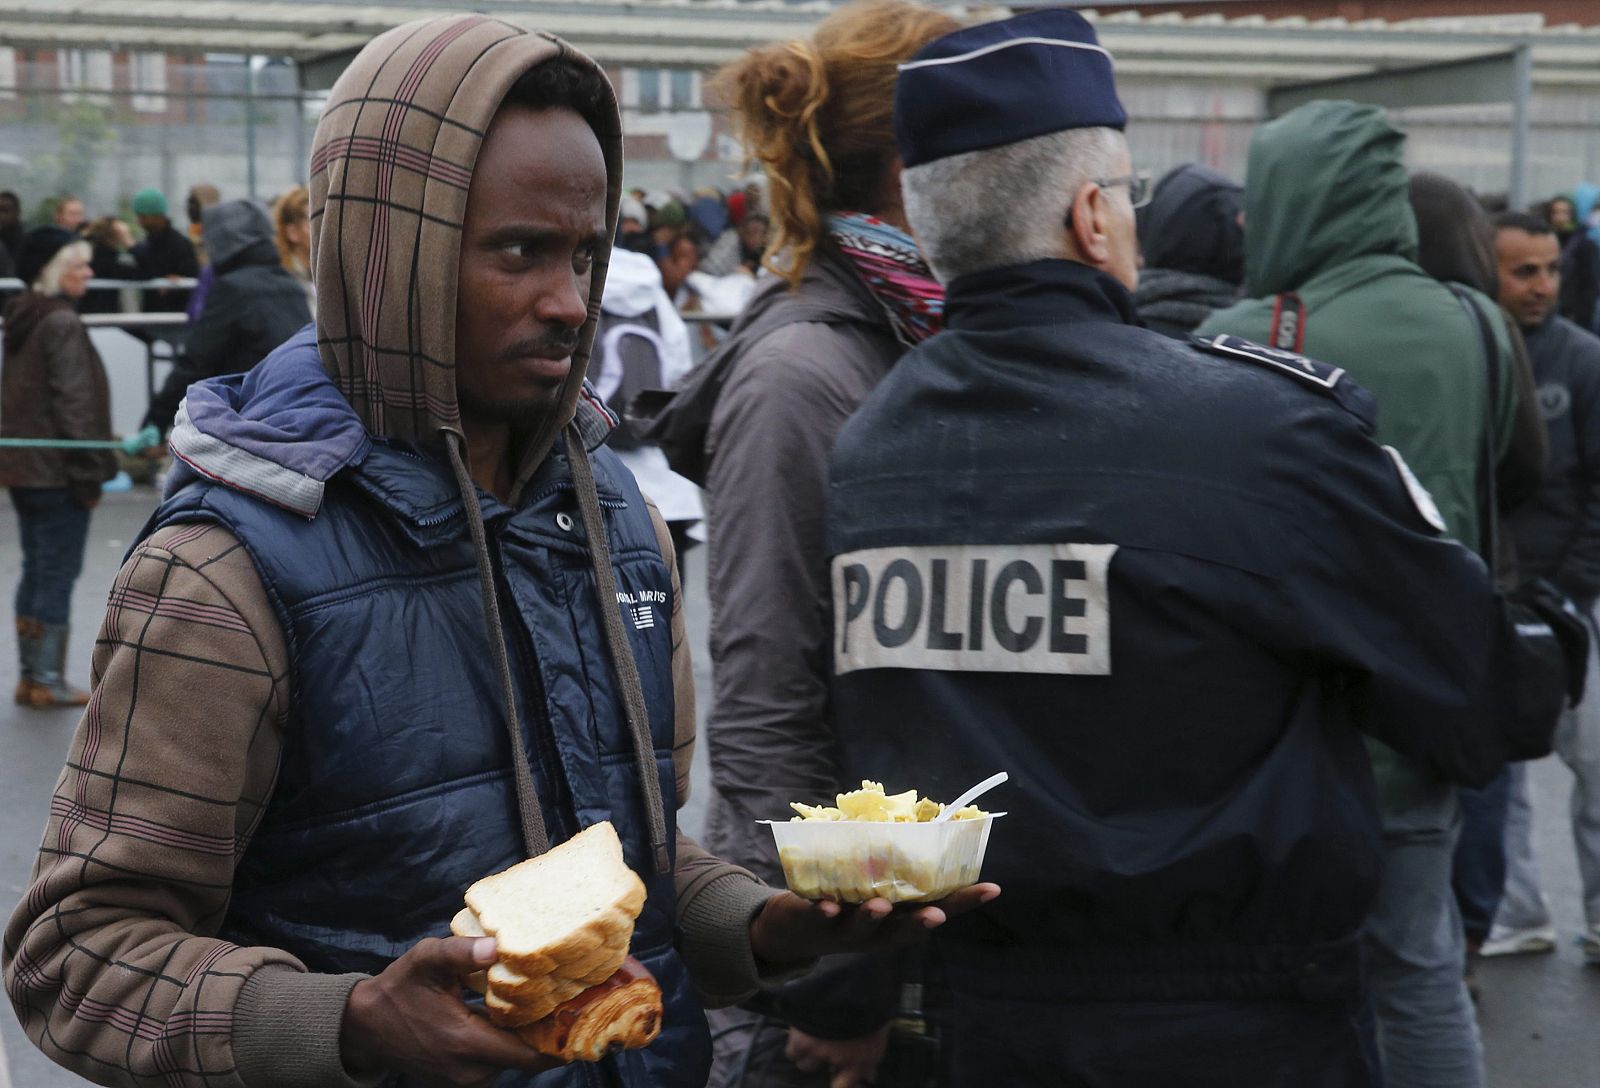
[0,278,740,416]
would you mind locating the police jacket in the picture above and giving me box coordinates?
[827,258,1516,1003]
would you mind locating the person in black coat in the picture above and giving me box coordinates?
[1132,163,1244,339]
[131,187,199,314]
[143,199,311,433]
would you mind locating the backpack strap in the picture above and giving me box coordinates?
[1444,282,1502,565]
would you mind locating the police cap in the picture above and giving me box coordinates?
[894,9,1127,169]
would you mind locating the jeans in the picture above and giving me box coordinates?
[1497,619,1600,931]
[1364,815,1483,1088]
[1453,769,1511,944]
[10,487,92,626]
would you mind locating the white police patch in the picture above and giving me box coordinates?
[1382,446,1447,534]
[833,543,1116,676]
[1194,335,1346,391]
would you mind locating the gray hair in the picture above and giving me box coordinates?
[34,239,91,296]
[902,126,1125,283]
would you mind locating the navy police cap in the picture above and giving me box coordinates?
[895,9,1126,169]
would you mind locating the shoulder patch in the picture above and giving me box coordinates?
[1189,334,1376,432]
[1382,445,1448,535]
[1191,334,1345,389]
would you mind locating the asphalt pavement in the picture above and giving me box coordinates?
[2,489,1598,1086]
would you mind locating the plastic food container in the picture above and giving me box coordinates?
[763,814,1002,904]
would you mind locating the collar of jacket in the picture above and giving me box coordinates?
[347,431,627,549]
[798,242,897,330]
[944,258,1138,333]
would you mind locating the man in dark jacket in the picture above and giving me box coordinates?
[143,199,311,434]
[1132,163,1244,338]
[130,187,199,313]
[831,12,1522,1085]
[1485,211,1600,965]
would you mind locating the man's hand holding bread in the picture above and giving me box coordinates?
[339,822,998,1083]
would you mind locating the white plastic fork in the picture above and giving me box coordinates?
[932,771,1009,822]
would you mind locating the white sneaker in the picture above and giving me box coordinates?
[1480,922,1558,957]
[1579,925,1600,966]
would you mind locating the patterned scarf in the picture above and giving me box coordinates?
[827,212,944,345]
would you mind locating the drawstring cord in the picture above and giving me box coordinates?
[445,433,550,861]
[567,423,672,875]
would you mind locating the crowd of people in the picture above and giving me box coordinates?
[2,3,1600,1087]
[0,183,315,708]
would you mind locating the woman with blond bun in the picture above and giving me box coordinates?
[692,2,960,1084]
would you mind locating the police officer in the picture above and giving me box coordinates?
[826,11,1521,1086]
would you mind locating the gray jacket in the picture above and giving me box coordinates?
[702,248,902,883]
[1510,314,1600,605]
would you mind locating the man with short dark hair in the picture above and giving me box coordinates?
[1484,210,1600,965]
[656,230,700,307]
[3,18,988,1088]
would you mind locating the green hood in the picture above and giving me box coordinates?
[1244,100,1418,297]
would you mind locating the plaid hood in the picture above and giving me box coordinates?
[308,14,623,493]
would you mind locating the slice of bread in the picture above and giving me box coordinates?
[485,976,589,1026]
[487,928,629,999]
[455,822,648,1029]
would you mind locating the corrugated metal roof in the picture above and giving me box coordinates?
[3,1,1598,85]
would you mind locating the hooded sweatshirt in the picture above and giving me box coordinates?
[594,248,703,524]
[1197,101,1517,820]
[143,199,311,433]
[4,17,780,1088]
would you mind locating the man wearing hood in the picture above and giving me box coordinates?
[591,246,703,578]
[143,198,311,434]
[1198,100,1521,1088]
[1132,162,1244,338]
[2,18,987,1088]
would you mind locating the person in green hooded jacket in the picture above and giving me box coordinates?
[1197,100,1519,1088]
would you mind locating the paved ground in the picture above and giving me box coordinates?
[2,489,1598,1086]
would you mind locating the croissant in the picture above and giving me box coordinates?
[516,957,663,1062]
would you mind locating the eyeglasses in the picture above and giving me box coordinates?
[1063,171,1154,231]
[1095,172,1153,209]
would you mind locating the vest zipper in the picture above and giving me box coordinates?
[492,544,577,843]
[414,505,463,528]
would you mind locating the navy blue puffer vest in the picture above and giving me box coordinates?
[144,438,710,1088]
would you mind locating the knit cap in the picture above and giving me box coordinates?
[131,188,168,217]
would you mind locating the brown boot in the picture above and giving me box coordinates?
[13,617,45,705]
[24,624,90,708]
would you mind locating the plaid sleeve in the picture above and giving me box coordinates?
[1,523,326,1087]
